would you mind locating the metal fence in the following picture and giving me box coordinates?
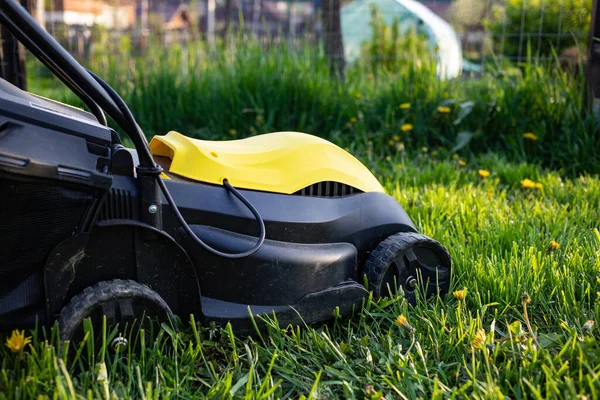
[0,0,595,85]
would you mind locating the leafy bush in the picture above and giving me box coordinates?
[487,0,592,59]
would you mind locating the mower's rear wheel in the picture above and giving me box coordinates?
[57,279,176,357]
[364,232,451,303]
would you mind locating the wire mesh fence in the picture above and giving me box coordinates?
[0,0,594,83]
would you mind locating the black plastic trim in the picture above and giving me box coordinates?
[182,225,358,305]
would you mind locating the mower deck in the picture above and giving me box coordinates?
[0,0,452,346]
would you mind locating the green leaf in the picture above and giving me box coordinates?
[509,321,524,337]
[438,99,457,107]
[230,374,249,396]
[451,131,474,153]
[453,101,475,125]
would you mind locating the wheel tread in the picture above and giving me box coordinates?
[58,279,175,343]
[364,232,451,300]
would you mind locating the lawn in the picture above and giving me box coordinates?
[2,152,600,399]
[2,36,600,398]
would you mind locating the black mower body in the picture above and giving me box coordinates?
[0,78,418,332]
[0,0,453,339]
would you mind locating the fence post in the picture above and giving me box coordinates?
[0,0,30,90]
[207,0,216,46]
[587,0,600,114]
[321,0,345,79]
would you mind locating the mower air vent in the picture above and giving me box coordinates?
[294,181,362,197]
[0,177,93,323]
[98,189,135,220]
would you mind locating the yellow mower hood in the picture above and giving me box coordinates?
[149,131,385,195]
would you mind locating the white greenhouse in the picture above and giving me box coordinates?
[341,0,463,79]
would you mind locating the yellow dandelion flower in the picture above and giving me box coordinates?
[396,163,403,169]
[385,156,391,162]
[452,154,459,159]
[458,160,467,167]
[478,169,490,178]
[401,124,414,132]
[438,106,451,114]
[388,139,395,147]
[355,93,362,99]
[393,135,400,142]
[421,147,428,153]
[5,330,32,353]
[548,240,560,250]
[535,182,543,189]
[396,314,409,328]
[350,117,358,124]
[521,178,536,189]
[453,287,467,300]
[400,103,411,110]
[229,129,237,136]
[396,142,405,151]
[472,329,486,350]
[523,132,538,141]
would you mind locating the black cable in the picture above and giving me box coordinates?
[87,70,266,258]
[157,177,266,258]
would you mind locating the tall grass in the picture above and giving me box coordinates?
[28,32,598,177]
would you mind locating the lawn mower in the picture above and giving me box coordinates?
[0,1,452,352]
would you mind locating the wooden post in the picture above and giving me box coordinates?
[223,0,232,43]
[34,0,45,30]
[140,0,149,54]
[207,0,216,45]
[0,0,30,90]
[587,0,600,114]
[321,0,345,78]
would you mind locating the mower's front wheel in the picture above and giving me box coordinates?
[364,232,451,303]
[57,279,176,356]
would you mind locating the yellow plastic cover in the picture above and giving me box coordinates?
[149,131,385,195]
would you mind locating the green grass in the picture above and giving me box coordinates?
[4,32,599,398]
[2,152,600,399]
[26,36,599,176]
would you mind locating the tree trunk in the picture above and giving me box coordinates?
[321,0,345,78]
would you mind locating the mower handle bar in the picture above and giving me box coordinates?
[0,0,156,169]
[0,0,266,259]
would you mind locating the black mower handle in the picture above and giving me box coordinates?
[0,0,156,168]
[0,0,266,259]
